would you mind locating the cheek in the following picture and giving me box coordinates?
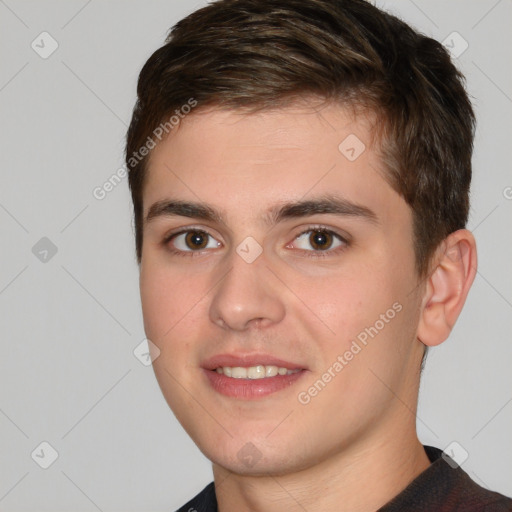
[289,268,394,346]
[139,261,207,344]
[295,259,416,371]
[140,263,208,409]
[140,265,171,340]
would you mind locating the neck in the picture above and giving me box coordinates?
[213,426,430,512]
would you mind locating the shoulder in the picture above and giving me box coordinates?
[381,446,512,511]
[174,482,217,512]
[450,470,512,511]
[427,446,512,511]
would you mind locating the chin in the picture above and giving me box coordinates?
[209,450,302,477]
[196,431,315,477]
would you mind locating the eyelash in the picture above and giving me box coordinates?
[290,226,350,259]
[162,228,215,258]
[162,225,350,258]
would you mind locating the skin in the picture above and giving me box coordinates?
[139,103,477,512]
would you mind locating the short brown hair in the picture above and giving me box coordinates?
[126,0,475,276]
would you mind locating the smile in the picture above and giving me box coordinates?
[202,353,308,398]
[215,365,301,379]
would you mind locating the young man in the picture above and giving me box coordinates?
[125,0,511,510]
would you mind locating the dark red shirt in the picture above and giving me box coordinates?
[175,446,512,511]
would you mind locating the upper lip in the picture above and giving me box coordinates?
[202,353,306,371]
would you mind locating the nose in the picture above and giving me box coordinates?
[209,247,286,332]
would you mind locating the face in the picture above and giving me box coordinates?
[139,104,426,476]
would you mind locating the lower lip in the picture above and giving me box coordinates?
[203,369,307,399]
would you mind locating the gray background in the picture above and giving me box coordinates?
[0,0,511,510]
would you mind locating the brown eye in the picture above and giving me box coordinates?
[185,231,208,249]
[291,228,346,254]
[170,230,220,252]
[309,230,333,250]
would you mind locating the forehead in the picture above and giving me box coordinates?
[142,104,408,228]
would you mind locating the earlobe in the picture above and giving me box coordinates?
[417,229,477,347]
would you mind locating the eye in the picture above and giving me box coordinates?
[170,230,221,252]
[291,229,346,252]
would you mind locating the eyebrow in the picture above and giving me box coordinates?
[144,194,378,227]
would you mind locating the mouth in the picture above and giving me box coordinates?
[215,365,301,379]
[202,354,308,399]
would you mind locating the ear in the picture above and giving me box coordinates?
[417,229,477,347]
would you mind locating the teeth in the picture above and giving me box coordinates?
[265,365,278,377]
[231,367,247,379]
[215,365,300,379]
[248,365,266,379]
